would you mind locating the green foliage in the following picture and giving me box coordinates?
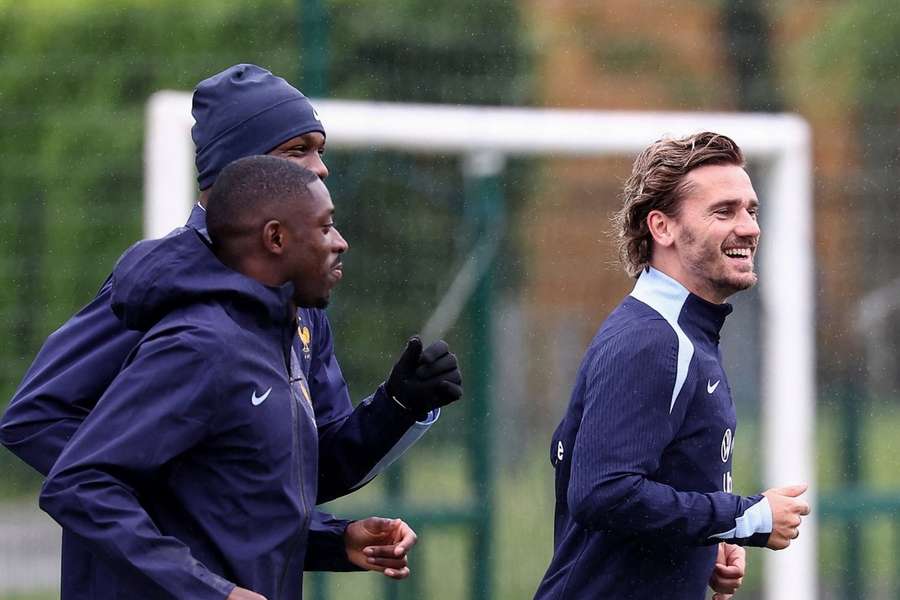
[328,0,531,104]
[0,0,302,493]
[0,0,532,494]
[805,0,900,109]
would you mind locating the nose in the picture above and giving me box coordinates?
[736,209,760,239]
[309,153,329,180]
[334,228,349,253]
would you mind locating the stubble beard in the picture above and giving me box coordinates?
[680,228,757,301]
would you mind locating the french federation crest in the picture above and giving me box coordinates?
[298,326,312,357]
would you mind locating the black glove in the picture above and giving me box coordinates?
[386,336,463,420]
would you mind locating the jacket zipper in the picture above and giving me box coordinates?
[277,335,312,597]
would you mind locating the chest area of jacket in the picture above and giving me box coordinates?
[211,344,317,466]
[666,348,737,476]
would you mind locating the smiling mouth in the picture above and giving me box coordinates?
[723,247,753,259]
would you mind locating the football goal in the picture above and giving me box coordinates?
[145,93,816,600]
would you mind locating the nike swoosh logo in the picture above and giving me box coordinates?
[707,380,720,394]
[251,387,272,406]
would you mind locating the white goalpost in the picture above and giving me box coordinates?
[145,93,816,600]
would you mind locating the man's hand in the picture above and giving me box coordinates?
[387,337,463,420]
[708,542,745,596]
[226,587,266,600]
[345,517,417,579]
[763,483,811,549]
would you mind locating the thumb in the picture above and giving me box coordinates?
[395,336,423,372]
[770,483,808,497]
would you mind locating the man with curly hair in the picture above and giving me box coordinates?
[534,131,810,600]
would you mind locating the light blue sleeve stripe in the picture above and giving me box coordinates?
[710,496,772,540]
[629,268,693,413]
[669,329,693,413]
[353,408,440,488]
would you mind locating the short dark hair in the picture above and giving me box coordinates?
[612,131,745,277]
[206,155,319,254]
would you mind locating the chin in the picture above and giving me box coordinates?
[292,294,331,309]
[734,271,758,290]
[718,273,757,296]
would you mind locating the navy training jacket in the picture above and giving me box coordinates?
[535,268,772,600]
[1,205,437,595]
[41,228,341,599]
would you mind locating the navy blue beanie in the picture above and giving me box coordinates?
[192,64,325,190]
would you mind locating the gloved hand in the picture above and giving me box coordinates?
[386,337,463,420]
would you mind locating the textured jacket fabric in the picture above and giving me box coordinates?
[2,205,437,598]
[535,268,771,600]
[42,228,333,599]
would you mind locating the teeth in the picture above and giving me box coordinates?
[724,248,751,258]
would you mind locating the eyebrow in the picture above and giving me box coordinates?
[709,198,759,210]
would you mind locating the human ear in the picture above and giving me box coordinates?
[262,220,285,256]
[647,210,675,248]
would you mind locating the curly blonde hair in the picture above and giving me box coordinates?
[612,131,745,277]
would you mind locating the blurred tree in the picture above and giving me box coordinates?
[807,0,900,393]
[722,0,782,111]
[808,0,900,288]
[0,0,531,495]
[0,0,300,495]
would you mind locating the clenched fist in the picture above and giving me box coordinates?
[763,483,810,549]
[386,337,463,420]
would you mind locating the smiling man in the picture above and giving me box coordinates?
[534,132,810,600]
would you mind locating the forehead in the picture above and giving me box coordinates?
[683,164,757,204]
[300,179,333,214]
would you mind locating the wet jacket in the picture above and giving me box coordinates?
[42,228,339,599]
[1,205,436,596]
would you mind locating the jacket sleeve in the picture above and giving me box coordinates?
[306,311,437,504]
[0,280,143,476]
[567,327,771,547]
[39,332,236,600]
[303,511,361,572]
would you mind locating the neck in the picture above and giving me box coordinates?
[648,256,727,304]
[216,250,285,289]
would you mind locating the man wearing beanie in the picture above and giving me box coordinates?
[192,63,330,191]
[1,64,463,599]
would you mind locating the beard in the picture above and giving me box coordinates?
[293,288,332,309]
[679,227,757,300]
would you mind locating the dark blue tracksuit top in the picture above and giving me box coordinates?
[535,267,772,600]
[39,227,350,599]
[0,205,437,597]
